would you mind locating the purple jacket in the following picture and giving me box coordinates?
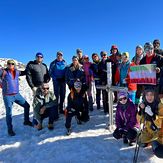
[115,99,139,131]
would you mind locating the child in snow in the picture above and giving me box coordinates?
[65,80,89,135]
[138,88,160,146]
[33,83,58,130]
[113,91,139,146]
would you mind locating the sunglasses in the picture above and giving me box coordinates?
[102,54,107,57]
[37,56,43,58]
[7,63,15,65]
[42,87,49,90]
[144,48,153,52]
[119,97,127,101]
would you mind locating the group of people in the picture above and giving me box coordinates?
[0,39,163,156]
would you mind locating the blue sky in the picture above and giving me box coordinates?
[0,0,163,65]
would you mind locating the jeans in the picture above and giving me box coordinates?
[3,93,30,130]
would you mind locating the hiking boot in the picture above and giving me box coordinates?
[48,124,54,130]
[66,128,71,136]
[23,121,33,126]
[8,129,16,136]
[123,136,128,144]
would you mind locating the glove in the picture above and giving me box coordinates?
[32,87,37,96]
[145,105,153,117]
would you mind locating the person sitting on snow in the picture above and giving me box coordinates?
[138,88,160,147]
[65,80,89,135]
[113,91,139,146]
[33,83,58,130]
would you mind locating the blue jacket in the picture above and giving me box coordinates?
[119,61,130,86]
[0,68,24,95]
[49,59,67,80]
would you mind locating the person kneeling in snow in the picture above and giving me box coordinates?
[113,91,139,146]
[138,88,160,147]
[65,80,89,135]
[33,83,58,130]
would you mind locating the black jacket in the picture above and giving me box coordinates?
[26,60,50,88]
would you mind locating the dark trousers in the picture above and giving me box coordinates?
[41,106,57,124]
[65,111,81,129]
[102,90,109,113]
[53,79,66,113]
[96,88,101,109]
[113,128,138,141]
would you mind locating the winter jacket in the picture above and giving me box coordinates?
[138,99,160,143]
[0,68,25,95]
[83,62,93,85]
[65,63,86,89]
[119,61,130,86]
[26,60,50,88]
[115,99,139,131]
[66,90,88,113]
[108,55,120,86]
[49,59,67,81]
[33,88,57,123]
[90,61,100,79]
[140,54,163,84]
[98,59,108,85]
[126,62,137,91]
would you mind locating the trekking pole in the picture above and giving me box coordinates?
[133,132,141,163]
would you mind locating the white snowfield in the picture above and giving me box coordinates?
[0,59,162,163]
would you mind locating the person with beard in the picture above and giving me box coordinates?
[153,39,163,56]
[113,91,139,146]
[138,88,160,147]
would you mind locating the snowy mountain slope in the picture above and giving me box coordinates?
[0,58,162,163]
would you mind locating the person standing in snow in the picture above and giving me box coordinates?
[98,51,109,114]
[0,59,32,136]
[90,53,101,110]
[82,55,94,111]
[49,51,67,114]
[26,52,50,96]
[65,80,89,135]
[33,83,58,130]
[131,45,144,105]
[113,91,139,146]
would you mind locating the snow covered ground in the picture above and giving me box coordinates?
[0,75,163,163]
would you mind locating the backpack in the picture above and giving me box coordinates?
[0,68,7,88]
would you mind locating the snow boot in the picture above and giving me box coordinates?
[66,128,71,136]
[8,129,16,136]
[48,124,54,130]
[24,120,33,126]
